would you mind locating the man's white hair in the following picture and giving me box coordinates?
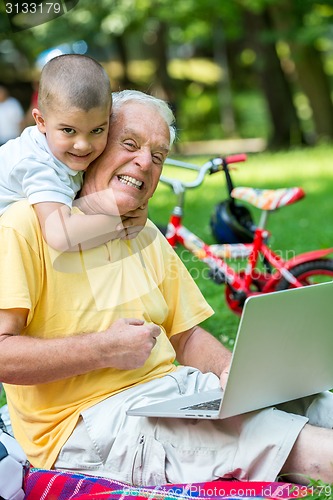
[111,90,176,146]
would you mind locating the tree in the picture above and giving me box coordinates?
[0,0,332,146]
[268,0,333,141]
[242,6,307,148]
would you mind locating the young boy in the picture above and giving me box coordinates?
[0,54,147,252]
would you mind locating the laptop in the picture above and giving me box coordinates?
[127,281,333,420]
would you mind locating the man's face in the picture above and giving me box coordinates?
[81,101,171,215]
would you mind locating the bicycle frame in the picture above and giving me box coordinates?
[167,213,333,291]
[161,156,333,314]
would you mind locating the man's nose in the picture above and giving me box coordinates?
[135,149,152,170]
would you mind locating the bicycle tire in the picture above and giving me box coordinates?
[276,259,333,291]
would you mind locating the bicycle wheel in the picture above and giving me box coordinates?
[276,259,333,291]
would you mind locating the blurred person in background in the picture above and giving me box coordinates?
[0,85,24,146]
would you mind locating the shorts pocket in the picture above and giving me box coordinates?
[131,434,167,486]
[56,415,104,471]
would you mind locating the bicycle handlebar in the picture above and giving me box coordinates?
[160,154,247,193]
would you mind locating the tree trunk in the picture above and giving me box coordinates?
[113,34,133,88]
[213,18,237,137]
[148,20,177,114]
[244,8,306,149]
[269,1,333,141]
[289,44,333,140]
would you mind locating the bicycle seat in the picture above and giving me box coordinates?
[231,186,305,210]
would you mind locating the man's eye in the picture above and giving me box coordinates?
[152,154,164,165]
[124,141,136,149]
[63,128,75,135]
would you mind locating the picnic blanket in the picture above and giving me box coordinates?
[24,468,311,500]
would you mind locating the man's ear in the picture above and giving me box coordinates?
[32,108,46,133]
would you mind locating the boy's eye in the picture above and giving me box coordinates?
[63,128,75,135]
[92,127,104,134]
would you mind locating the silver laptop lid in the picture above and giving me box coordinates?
[220,281,333,418]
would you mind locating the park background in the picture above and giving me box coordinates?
[0,0,333,345]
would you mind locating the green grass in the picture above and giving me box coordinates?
[149,144,333,347]
[0,388,5,407]
[305,479,333,500]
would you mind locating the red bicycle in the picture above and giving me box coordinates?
[158,155,333,315]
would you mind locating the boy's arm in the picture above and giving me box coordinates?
[33,202,148,252]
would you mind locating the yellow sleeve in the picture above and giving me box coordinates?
[0,204,43,320]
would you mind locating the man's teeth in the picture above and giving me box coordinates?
[118,175,143,189]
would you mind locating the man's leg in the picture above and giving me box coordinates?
[55,374,332,485]
[281,423,333,484]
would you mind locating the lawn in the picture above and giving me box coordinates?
[149,144,333,349]
[0,387,5,407]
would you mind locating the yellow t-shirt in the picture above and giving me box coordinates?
[0,200,214,469]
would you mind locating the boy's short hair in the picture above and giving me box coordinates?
[38,54,112,113]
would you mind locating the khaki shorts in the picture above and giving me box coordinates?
[54,367,333,485]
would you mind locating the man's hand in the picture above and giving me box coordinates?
[117,205,148,240]
[99,318,161,370]
[220,363,231,390]
[0,311,161,385]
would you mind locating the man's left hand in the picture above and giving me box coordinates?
[220,364,231,390]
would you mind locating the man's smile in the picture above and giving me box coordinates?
[118,175,143,190]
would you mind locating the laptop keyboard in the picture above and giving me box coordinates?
[181,398,221,411]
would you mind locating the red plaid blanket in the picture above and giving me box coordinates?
[24,468,310,499]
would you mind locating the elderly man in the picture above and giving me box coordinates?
[0,90,333,486]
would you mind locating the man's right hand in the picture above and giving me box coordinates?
[0,313,161,385]
[99,318,161,370]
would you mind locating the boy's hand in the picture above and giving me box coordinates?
[117,204,148,240]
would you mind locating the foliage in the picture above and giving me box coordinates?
[0,0,333,144]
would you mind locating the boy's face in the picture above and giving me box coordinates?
[32,105,110,172]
